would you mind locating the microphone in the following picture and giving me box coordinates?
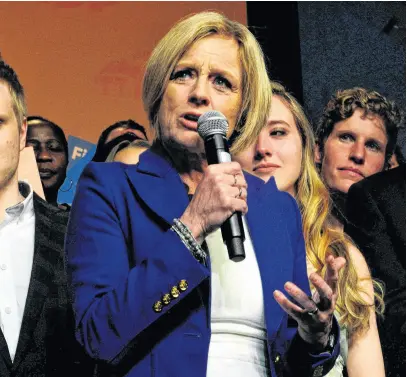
[197,111,246,262]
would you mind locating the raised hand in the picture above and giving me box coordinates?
[180,161,247,244]
[273,254,346,350]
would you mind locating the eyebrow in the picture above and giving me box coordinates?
[0,112,11,120]
[267,120,294,128]
[175,60,241,84]
[366,137,386,148]
[26,138,62,144]
[336,129,387,144]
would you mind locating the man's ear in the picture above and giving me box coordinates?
[19,118,28,151]
[314,141,322,164]
[386,153,396,170]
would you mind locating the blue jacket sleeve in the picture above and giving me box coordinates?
[65,164,209,362]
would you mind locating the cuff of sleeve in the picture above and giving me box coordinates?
[286,317,340,377]
[309,316,340,358]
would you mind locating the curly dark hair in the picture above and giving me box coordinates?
[316,87,403,164]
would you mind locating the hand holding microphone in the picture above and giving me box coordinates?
[180,111,247,262]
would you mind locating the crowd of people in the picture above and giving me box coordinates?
[0,11,404,377]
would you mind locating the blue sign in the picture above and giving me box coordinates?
[67,135,96,170]
[58,136,97,205]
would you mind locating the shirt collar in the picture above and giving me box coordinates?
[5,181,35,223]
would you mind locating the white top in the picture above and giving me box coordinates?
[206,217,270,376]
[324,316,348,377]
[0,182,35,361]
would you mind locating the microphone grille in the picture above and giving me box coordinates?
[197,111,228,139]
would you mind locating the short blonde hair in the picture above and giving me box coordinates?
[142,11,271,150]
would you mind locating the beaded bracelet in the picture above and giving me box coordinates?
[171,218,207,264]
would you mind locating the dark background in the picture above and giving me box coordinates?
[247,1,406,154]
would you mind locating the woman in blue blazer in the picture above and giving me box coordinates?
[66,11,343,377]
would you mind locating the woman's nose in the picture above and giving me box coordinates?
[37,147,53,162]
[188,77,210,107]
[255,133,273,158]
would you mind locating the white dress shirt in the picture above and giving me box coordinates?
[0,182,35,361]
[206,217,270,376]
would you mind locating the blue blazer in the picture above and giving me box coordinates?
[65,149,339,377]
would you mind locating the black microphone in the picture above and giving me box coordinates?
[197,111,246,262]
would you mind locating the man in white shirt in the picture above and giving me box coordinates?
[0,60,92,376]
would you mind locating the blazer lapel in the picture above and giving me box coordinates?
[125,148,190,226]
[12,197,51,371]
[245,173,293,341]
[128,151,293,340]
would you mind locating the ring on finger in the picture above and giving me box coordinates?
[306,307,319,316]
[235,186,243,199]
[306,295,319,316]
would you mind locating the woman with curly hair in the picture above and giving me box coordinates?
[233,81,385,377]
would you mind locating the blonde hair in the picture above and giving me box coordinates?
[142,11,271,150]
[236,81,384,336]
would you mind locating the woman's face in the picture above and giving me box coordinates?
[157,35,242,154]
[26,124,68,192]
[234,96,303,196]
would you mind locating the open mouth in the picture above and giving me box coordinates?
[181,113,201,130]
[183,114,200,122]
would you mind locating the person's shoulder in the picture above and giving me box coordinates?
[33,194,69,253]
[84,160,129,177]
[347,243,375,302]
[244,172,290,197]
[81,161,136,189]
[33,193,69,225]
[351,164,405,193]
[76,162,141,209]
[244,172,300,220]
[348,243,371,278]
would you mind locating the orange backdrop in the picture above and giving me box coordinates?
[0,1,246,142]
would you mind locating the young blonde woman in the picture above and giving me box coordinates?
[232,81,385,377]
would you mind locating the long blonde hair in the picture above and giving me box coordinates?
[235,81,384,336]
[142,11,271,150]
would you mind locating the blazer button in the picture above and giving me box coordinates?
[179,279,188,291]
[274,353,281,364]
[162,293,171,305]
[170,286,180,298]
[313,365,324,377]
[153,300,163,313]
